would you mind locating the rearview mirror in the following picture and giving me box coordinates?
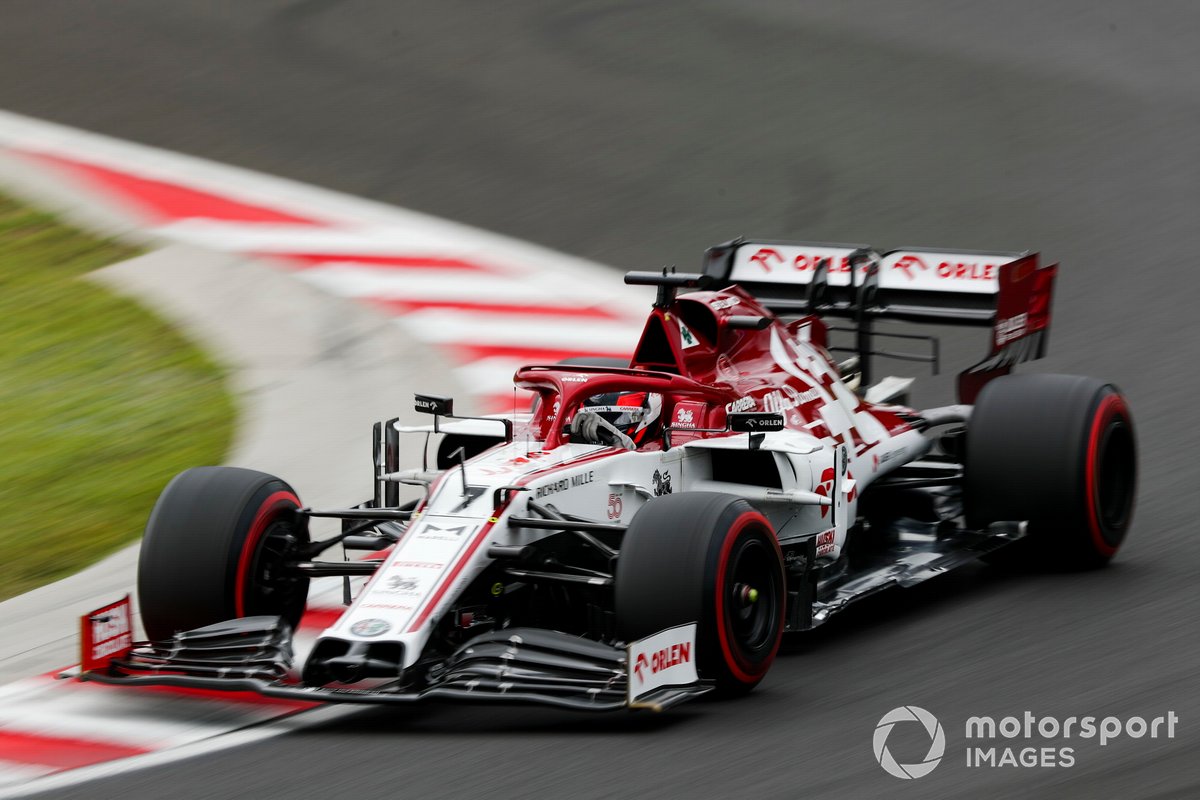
[414,394,453,416]
[727,412,785,432]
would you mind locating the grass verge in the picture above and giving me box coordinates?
[0,193,235,600]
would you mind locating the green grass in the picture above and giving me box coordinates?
[0,194,235,600]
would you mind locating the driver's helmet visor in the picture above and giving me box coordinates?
[583,391,663,443]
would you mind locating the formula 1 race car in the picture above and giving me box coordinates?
[83,239,1137,711]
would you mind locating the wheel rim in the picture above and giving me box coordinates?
[724,537,781,655]
[246,518,307,618]
[237,492,309,623]
[1095,418,1136,533]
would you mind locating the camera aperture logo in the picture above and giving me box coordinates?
[873,706,946,779]
[873,707,1180,778]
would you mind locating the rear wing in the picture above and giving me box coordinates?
[701,239,1057,403]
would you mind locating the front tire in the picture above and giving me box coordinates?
[138,467,310,641]
[964,374,1137,568]
[615,493,785,695]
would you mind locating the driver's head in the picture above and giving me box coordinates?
[582,390,663,446]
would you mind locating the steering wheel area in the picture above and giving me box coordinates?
[569,409,637,450]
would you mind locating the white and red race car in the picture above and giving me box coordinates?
[83,239,1137,711]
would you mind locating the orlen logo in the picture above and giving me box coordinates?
[892,254,929,281]
[936,261,999,281]
[632,641,693,684]
[749,247,784,272]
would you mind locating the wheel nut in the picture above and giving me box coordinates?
[736,584,759,605]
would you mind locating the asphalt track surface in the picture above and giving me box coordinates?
[2,2,1198,797]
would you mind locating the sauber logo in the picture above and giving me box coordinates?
[632,642,693,684]
[749,247,784,272]
[892,254,929,281]
[816,529,835,557]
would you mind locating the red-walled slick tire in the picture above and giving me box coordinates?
[615,493,786,696]
[138,467,310,641]
[964,374,1137,568]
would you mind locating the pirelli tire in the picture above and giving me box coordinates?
[138,467,310,642]
[615,493,786,696]
[964,374,1137,568]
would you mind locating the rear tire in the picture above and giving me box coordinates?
[964,374,1137,568]
[615,493,785,695]
[138,467,310,641]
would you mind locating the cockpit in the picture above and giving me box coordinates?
[568,390,664,450]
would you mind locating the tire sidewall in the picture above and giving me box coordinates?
[1081,392,1136,557]
[230,486,304,618]
[703,507,785,686]
[138,467,308,641]
[965,375,1137,568]
[615,493,786,694]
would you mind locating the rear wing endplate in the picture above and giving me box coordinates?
[701,239,1057,402]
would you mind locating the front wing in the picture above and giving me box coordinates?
[81,619,712,713]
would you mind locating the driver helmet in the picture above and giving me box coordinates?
[582,391,663,446]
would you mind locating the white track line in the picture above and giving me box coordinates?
[396,310,639,350]
[295,265,610,304]
[0,765,54,793]
[0,704,359,800]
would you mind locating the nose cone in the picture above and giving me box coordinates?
[302,637,406,685]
